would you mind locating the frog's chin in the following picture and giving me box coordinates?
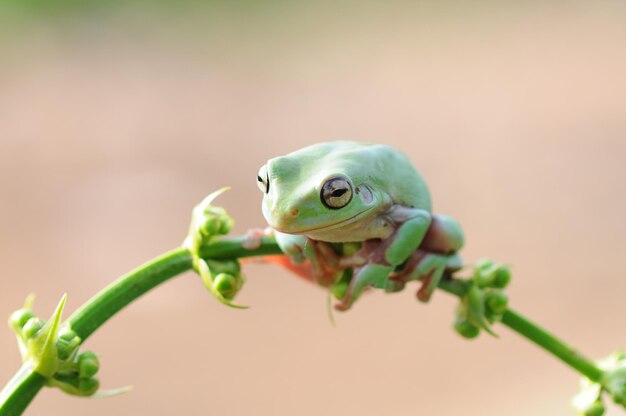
[272,207,375,236]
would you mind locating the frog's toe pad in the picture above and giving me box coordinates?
[334,302,352,312]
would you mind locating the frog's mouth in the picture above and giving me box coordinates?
[274,206,375,235]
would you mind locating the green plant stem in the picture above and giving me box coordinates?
[1,236,281,416]
[1,235,604,416]
[69,247,192,340]
[0,364,46,416]
[70,236,282,340]
[500,309,604,382]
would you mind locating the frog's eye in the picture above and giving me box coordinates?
[257,165,269,194]
[321,176,353,209]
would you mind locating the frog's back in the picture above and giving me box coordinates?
[289,141,431,211]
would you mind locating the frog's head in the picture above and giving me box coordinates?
[257,145,390,237]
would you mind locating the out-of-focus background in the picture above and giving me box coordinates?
[1,1,625,415]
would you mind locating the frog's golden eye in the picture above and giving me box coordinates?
[321,176,353,209]
[257,165,269,194]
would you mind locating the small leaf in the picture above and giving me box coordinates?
[29,294,67,377]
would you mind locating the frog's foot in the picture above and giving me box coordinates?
[335,262,394,311]
[415,254,451,303]
[242,227,273,250]
[387,250,423,290]
[389,251,460,302]
[307,240,345,287]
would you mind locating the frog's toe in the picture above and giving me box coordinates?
[334,299,353,312]
[385,279,406,293]
[242,228,267,250]
[415,255,447,303]
[416,274,434,302]
[334,280,360,311]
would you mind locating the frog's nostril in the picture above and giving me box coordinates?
[291,209,299,217]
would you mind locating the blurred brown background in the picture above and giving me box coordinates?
[1,1,626,415]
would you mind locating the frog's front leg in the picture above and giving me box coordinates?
[268,231,344,287]
[390,214,464,302]
[335,207,432,311]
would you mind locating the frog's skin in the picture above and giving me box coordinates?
[255,141,464,311]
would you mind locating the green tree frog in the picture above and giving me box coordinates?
[254,141,464,311]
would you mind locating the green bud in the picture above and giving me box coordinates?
[78,351,100,378]
[581,401,605,416]
[219,217,234,235]
[214,273,239,299]
[199,207,233,237]
[474,270,494,288]
[596,352,626,407]
[56,328,81,360]
[201,217,221,236]
[454,319,480,339]
[22,317,44,339]
[486,291,509,314]
[475,258,495,271]
[78,377,100,395]
[9,309,36,331]
[492,266,512,288]
[58,328,78,342]
[473,260,512,289]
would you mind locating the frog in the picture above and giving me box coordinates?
[253,141,464,311]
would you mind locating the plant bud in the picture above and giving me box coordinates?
[9,309,36,330]
[492,266,511,288]
[486,291,509,314]
[219,217,234,235]
[22,317,44,339]
[57,328,81,360]
[584,402,604,416]
[475,258,495,269]
[214,273,238,299]
[78,351,100,378]
[454,319,480,339]
[201,217,220,236]
[58,328,78,342]
[474,269,494,288]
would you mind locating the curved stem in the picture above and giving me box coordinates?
[1,236,281,416]
[0,364,46,416]
[69,236,282,340]
[500,309,604,382]
[0,235,605,416]
[69,247,192,340]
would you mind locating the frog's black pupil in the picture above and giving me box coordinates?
[331,188,347,197]
[258,172,269,193]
